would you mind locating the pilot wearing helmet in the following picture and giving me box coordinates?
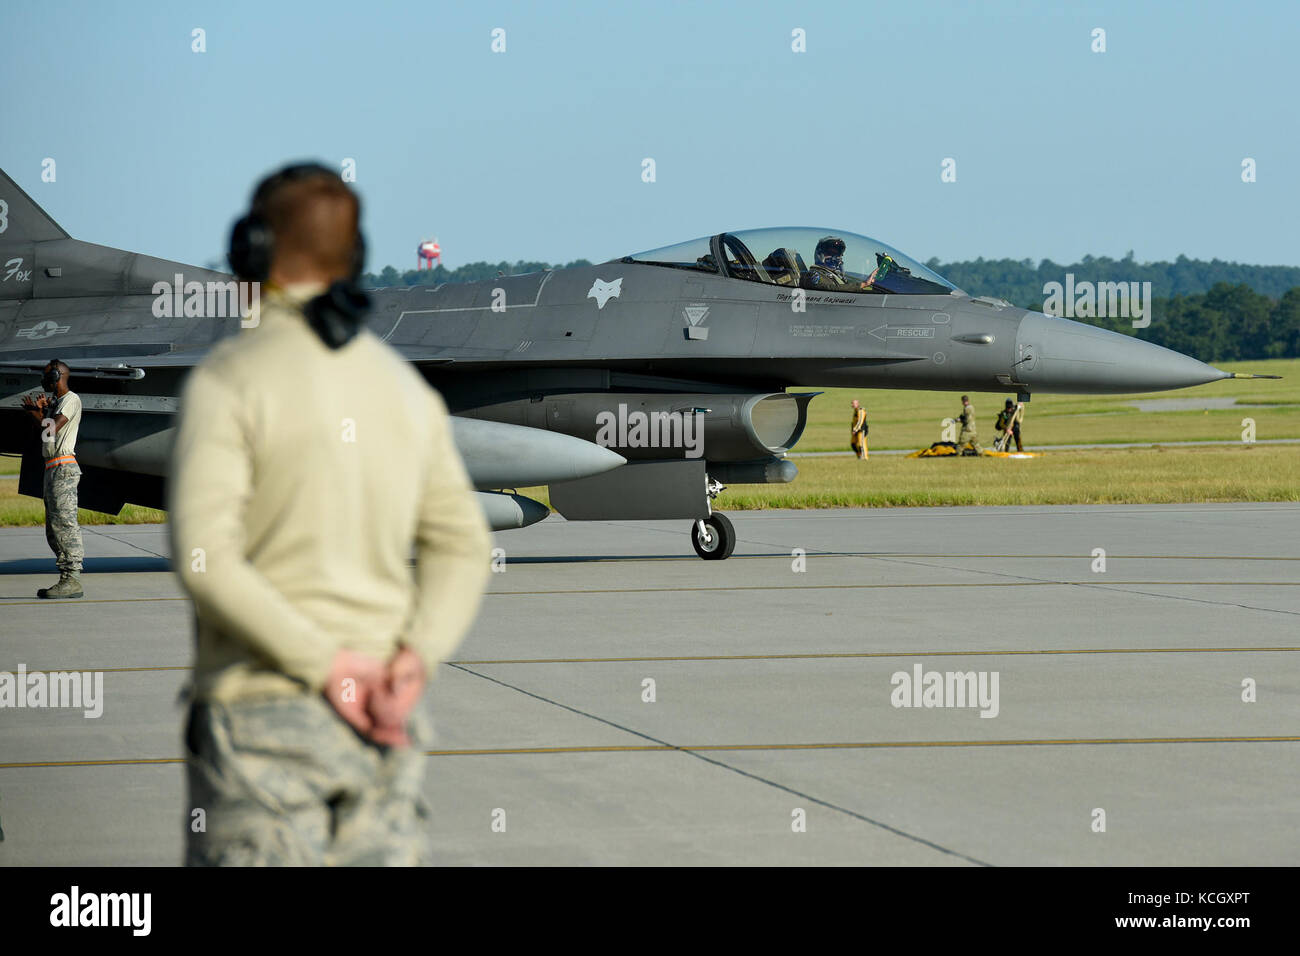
[801,236,893,293]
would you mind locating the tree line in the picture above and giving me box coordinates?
[362,260,593,288]
[927,253,1300,361]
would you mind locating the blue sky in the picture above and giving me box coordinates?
[4,0,1297,272]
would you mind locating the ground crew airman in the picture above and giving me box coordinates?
[957,394,983,455]
[169,163,492,866]
[21,360,84,599]
[995,399,1024,452]
[850,399,869,460]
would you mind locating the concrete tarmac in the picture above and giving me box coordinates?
[1,504,1297,866]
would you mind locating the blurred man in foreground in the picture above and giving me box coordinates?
[169,163,491,865]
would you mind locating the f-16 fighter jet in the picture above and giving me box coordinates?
[0,170,1268,559]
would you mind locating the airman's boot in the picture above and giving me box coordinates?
[39,572,83,599]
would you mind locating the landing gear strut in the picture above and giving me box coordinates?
[690,475,735,560]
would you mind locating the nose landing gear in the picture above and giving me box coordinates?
[690,475,735,560]
[692,513,736,560]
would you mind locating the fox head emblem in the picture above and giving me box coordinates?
[587,277,623,309]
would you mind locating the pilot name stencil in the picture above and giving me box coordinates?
[776,292,853,306]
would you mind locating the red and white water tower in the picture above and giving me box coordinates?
[417,238,442,270]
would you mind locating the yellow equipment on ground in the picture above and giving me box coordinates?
[907,442,1040,459]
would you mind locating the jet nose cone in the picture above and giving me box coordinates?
[1014,312,1229,393]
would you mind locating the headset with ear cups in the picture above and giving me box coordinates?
[227,162,367,283]
[42,359,62,392]
[227,162,371,349]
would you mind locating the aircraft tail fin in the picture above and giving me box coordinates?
[0,167,70,242]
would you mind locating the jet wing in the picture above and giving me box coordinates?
[1,344,459,381]
[0,349,216,380]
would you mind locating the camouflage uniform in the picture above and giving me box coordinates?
[995,406,1024,452]
[185,694,433,866]
[802,265,861,294]
[40,388,84,596]
[850,406,868,459]
[958,401,983,455]
[43,461,84,575]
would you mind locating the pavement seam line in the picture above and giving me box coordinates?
[8,646,1297,674]
[3,736,1296,770]
[445,662,993,866]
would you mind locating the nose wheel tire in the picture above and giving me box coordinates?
[691,513,736,560]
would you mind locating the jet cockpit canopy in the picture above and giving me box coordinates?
[622,227,962,296]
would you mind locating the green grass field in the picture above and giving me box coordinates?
[504,445,1298,511]
[0,474,167,527]
[716,445,1299,509]
[1,358,1294,525]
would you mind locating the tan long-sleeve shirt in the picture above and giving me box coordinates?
[168,285,492,703]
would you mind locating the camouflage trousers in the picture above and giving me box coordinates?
[958,431,984,454]
[43,462,83,574]
[184,693,433,866]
